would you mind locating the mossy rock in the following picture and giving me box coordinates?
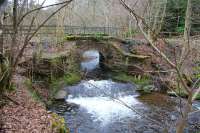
[136,85,155,94]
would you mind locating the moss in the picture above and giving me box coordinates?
[63,33,108,41]
[93,33,106,41]
[63,72,81,85]
[51,113,69,133]
[64,35,76,41]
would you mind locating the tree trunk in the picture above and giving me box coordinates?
[11,0,18,64]
[176,1,192,132]
[180,0,192,63]
[176,93,193,133]
[184,0,192,43]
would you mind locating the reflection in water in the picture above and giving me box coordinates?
[81,50,100,71]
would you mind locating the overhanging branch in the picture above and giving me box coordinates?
[17,0,73,26]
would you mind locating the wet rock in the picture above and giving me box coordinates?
[143,130,154,133]
[188,111,200,132]
[136,85,155,94]
[193,101,200,110]
[54,89,67,101]
[170,114,177,121]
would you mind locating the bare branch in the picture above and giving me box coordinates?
[17,0,73,26]
[13,0,74,69]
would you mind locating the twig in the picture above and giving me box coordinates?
[2,94,20,105]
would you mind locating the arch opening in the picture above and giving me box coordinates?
[80,50,105,72]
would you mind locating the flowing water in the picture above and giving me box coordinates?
[50,50,200,133]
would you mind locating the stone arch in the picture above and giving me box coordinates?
[71,38,150,71]
[75,39,112,65]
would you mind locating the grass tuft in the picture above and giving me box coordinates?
[112,72,150,86]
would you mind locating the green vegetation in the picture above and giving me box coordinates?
[63,72,81,85]
[174,16,185,34]
[50,72,81,97]
[168,88,200,100]
[0,57,16,92]
[64,33,109,41]
[24,71,81,104]
[93,33,107,41]
[174,88,188,98]
[113,72,150,85]
[64,35,76,41]
[112,72,154,94]
[195,94,200,100]
[162,0,199,33]
[162,0,187,33]
[51,113,69,133]
[123,29,138,38]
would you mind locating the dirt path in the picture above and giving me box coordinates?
[0,75,54,133]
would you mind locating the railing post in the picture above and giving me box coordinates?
[84,26,86,35]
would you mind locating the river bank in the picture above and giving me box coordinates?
[0,74,69,133]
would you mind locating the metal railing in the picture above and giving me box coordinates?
[3,25,127,38]
[3,25,200,38]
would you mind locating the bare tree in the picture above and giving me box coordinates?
[118,0,199,132]
[0,0,8,54]
[0,0,74,92]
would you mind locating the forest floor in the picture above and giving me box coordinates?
[0,74,55,133]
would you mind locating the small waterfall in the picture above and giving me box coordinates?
[66,80,141,126]
[67,95,141,126]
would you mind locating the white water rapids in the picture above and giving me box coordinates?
[67,95,141,126]
[66,80,142,126]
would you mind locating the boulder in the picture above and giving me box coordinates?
[54,89,67,101]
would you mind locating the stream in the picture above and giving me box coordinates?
[50,50,200,133]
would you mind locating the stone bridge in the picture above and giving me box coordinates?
[70,36,150,70]
[20,35,150,78]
